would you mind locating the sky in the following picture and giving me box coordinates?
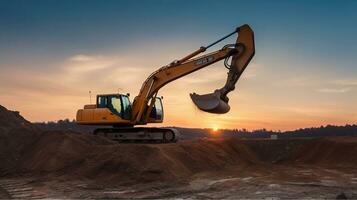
[0,0,357,130]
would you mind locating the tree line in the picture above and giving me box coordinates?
[34,119,357,139]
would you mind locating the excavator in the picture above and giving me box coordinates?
[76,24,255,143]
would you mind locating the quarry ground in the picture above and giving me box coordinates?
[1,160,357,199]
[1,137,357,199]
[1,105,357,199]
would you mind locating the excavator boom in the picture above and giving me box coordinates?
[131,47,238,124]
[131,24,255,123]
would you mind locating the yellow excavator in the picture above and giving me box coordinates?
[76,24,255,143]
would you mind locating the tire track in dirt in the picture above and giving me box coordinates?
[0,178,48,199]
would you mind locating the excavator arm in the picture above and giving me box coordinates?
[131,24,255,124]
[191,24,255,113]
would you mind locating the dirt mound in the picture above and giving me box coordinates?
[18,135,357,184]
[17,134,260,183]
[1,105,357,185]
[0,105,36,135]
[0,105,40,174]
[292,137,357,166]
[0,106,261,182]
[239,139,311,163]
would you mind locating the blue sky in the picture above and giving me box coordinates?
[0,0,356,130]
[1,0,356,59]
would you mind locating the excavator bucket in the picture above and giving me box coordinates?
[190,24,255,114]
[190,92,230,114]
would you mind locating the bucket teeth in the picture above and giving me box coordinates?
[190,92,230,114]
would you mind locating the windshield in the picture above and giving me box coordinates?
[155,98,163,120]
[121,95,132,120]
[150,97,163,120]
[108,96,122,115]
[96,95,131,119]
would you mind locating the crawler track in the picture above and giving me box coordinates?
[93,127,180,143]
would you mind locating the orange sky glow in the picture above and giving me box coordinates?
[1,48,356,131]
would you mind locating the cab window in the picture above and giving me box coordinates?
[97,96,108,108]
[155,98,163,120]
[150,97,163,120]
[109,96,122,115]
[121,95,132,120]
[97,95,131,119]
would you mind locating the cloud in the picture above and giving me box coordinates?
[68,54,95,62]
[285,77,311,87]
[57,53,160,97]
[0,69,82,97]
[273,105,336,116]
[317,88,351,93]
[331,79,357,86]
[66,54,119,72]
[272,76,314,88]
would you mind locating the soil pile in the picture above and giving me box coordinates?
[1,105,357,184]
[292,137,357,166]
[240,139,310,163]
[19,134,260,183]
[0,105,40,174]
[0,105,262,183]
[0,105,36,135]
[17,135,357,184]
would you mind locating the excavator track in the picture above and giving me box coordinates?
[93,127,180,143]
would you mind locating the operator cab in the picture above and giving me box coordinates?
[149,97,164,121]
[96,94,132,120]
[96,94,164,122]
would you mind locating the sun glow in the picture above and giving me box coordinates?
[212,127,219,132]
